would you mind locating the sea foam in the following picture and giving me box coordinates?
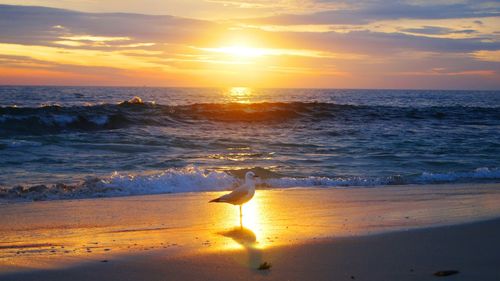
[2,166,499,202]
[418,167,500,183]
[103,166,237,194]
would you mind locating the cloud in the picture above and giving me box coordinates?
[473,50,500,62]
[242,2,500,25]
[0,4,218,48]
[1,4,497,55]
[264,30,500,55]
[400,26,477,35]
[395,68,496,77]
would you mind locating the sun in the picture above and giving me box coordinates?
[195,38,273,85]
[215,45,267,58]
[199,44,270,59]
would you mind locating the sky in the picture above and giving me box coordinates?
[0,0,499,89]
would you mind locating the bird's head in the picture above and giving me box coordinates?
[245,171,259,184]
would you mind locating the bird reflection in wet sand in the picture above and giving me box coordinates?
[209,171,259,226]
[219,227,264,269]
[220,227,257,245]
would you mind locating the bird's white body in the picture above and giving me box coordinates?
[209,171,259,225]
[209,172,257,206]
[219,181,255,205]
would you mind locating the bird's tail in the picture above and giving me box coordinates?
[209,198,221,203]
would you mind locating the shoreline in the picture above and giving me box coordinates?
[2,180,500,204]
[1,183,500,279]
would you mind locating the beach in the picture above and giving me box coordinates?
[1,0,499,279]
[2,183,500,280]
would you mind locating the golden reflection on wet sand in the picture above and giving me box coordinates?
[219,227,264,269]
[214,192,272,252]
[0,191,274,272]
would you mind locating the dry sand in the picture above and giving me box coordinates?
[1,183,500,280]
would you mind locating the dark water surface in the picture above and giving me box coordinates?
[0,86,499,200]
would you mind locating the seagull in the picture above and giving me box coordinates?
[209,171,259,225]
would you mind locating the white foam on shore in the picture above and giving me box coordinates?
[418,167,500,182]
[2,166,500,202]
[103,166,237,195]
[265,176,392,187]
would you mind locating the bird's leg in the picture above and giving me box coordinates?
[239,205,243,228]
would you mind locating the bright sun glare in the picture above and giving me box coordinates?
[240,194,268,249]
[216,46,267,57]
[242,197,260,230]
[227,87,252,103]
[200,45,270,59]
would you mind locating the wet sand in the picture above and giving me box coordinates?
[1,183,500,280]
[3,218,500,281]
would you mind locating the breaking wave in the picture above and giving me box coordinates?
[1,166,499,202]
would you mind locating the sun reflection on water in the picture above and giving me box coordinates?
[227,87,252,103]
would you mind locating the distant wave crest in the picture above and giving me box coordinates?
[1,99,499,135]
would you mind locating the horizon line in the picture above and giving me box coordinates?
[0,84,498,92]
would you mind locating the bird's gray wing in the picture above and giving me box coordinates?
[219,188,248,204]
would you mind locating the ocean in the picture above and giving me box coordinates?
[0,86,499,201]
